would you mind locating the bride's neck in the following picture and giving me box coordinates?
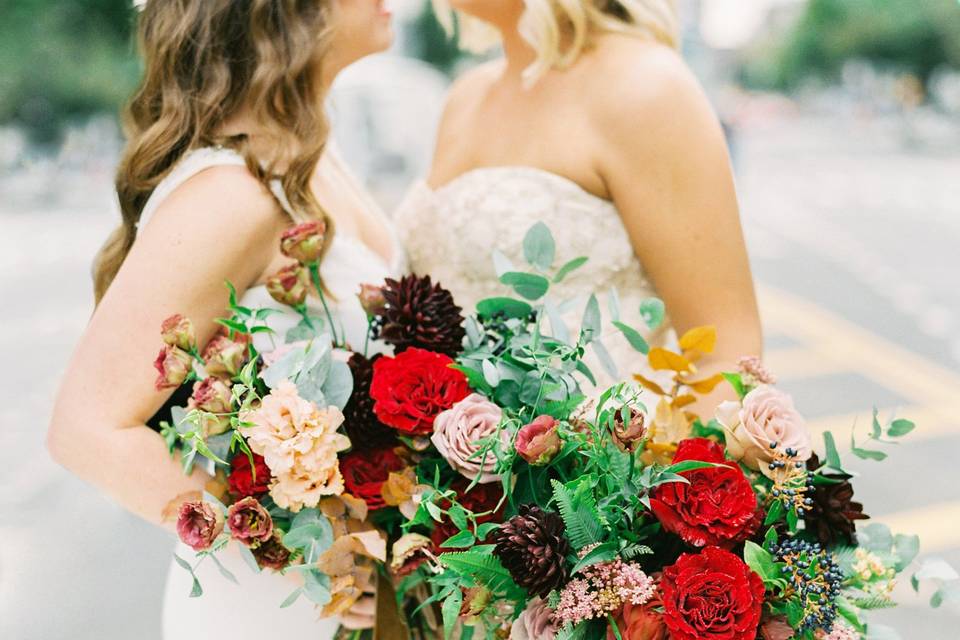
[498,21,537,79]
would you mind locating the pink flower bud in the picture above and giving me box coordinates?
[280,221,326,264]
[202,333,250,379]
[612,407,647,453]
[190,377,234,437]
[226,497,274,547]
[176,500,223,551]
[266,264,309,307]
[357,283,386,317]
[515,415,561,465]
[160,314,196,351]
[154,346,193,390]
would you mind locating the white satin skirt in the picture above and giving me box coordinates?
[162,542,340,639]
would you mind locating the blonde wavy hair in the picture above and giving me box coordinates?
[94,0,335,302]
[432,0,679,80]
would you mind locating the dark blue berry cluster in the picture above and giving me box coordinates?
[771,537,844,633]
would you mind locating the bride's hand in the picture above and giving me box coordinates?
[340,594,376,630]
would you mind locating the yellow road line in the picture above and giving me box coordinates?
[759,286,960,407]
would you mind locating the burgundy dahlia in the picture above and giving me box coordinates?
[492,505,571,598]
[342,353,397,450]
[804,453,869,546]
[378,274,465,356]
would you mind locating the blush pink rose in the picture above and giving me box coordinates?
[176,501,224,551]
[431,393,504,484]
[717,385,811,477]
[515,416,561,465]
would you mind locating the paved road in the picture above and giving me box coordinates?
[1,110,957,639]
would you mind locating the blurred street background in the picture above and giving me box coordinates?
[1,0,959,638]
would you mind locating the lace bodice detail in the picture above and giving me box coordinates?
[394,166,674,386]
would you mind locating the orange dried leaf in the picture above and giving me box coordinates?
[649,347,692,373]
[672,394,697,409]
[633,372,667,396]
[679,325,717,358]
[686,373,726,394]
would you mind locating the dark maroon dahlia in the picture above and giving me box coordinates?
[492,505,571,598]
[378,274,465,357]
[803,453,870,546]
[342,353,398,451]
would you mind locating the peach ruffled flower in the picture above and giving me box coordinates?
[241,381,351,512]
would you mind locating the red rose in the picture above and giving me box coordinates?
[228,452,271,498]
[431,478,504,549]
[661,546,765,640]
[370,348,470,436]
[340,447,407,510]
[650,438,758,548]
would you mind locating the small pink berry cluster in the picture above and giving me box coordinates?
[737,355,777,385]
[555,557,656,626]
[817,621,859,640]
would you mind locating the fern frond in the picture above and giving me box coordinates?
[551,478,604,548]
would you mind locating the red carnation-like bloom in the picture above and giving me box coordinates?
[661,546,765,640]
[228,452,271,498]
[431,478,504,549]
[370,348,470,436]
[650,438,758,548]
[340,447,407,510]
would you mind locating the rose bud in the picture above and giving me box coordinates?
[202,333,250,379]
[515,415,561,465]
[252,532,292,571]
[357,283,386,317]
[176,500,224,552]
[390,533,434,577]
[160,314,196,351]
[266,264,309,307]
[280,221,326,264]
[612,407,647,453]
[226,497,274,547]
[190,377,234,437]
[154,346,193,391]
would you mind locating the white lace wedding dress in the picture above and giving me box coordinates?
[394,166,674,387]
[137,147,402,639]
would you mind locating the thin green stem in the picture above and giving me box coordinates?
[607,614,624,640]
[307,262,339,346]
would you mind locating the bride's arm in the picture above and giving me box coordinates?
[593,44,762,416]
[47,166,287,526]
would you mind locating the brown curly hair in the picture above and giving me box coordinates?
[94,0,335,301]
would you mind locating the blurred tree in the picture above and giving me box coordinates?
[405,2,467,74]
[743,0,960,92]
[0,0,139,144]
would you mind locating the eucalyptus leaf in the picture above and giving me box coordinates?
[319,359,353,410]
[592,341,618,379]
[492,248,515,277]
[612,321,650,354]
[523,222,556,270]
[476,297,533,320]
[553,256,588,284]
[237,544,261,574]
[500,272,550,301]
[303,570,332,605]
[482,360,501,387]
[279,587,303,608]
[607,288,621,323]
[581,295,601,343]
[639,298,665,330]
[210,553,239,585]
[887,419,915,438]
[543,299,570,344]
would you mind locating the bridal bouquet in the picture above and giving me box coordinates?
[347,223,944,640]
[154,221,392,617]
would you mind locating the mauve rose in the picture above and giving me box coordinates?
[154,346,193,390]
[431,394,504,484]
[612,407,647,453]
[280,221,326,264]
[390,533,434,577]
[357,283,386,317]
[189,377,233,436]
[515,416,560,465]
[161,314,196,351]
[176,501,223,551]
[226,497,274,547]
[202,333,250,379]
[252,532,292,571]
[717,385,811,477]
[510,597,558,640]
[266,264,309,307]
